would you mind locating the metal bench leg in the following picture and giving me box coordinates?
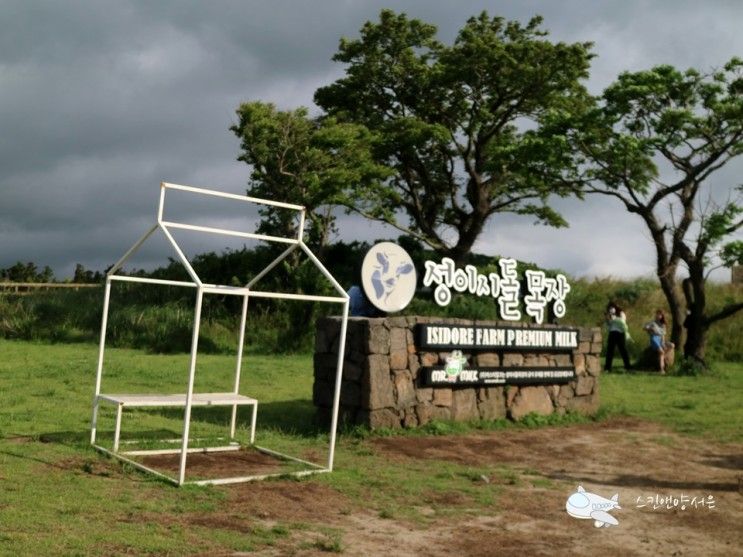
[90,399,100,444]
[113,403,123,452]
[250,402,257,444]
[229,404,238,440]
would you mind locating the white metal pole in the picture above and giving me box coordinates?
[90,279,112,444]
[161,221,298,245]
[245,291,347,303]
[230,294,249,439]
[107,224,158,276]
[108,275,197,288]
[297,209,306,242]
[159,223,202,285]
[246,244,297,288]
[157,182,166,222]
[298,242,348,297]
[327,299,350,471]
[162,182,305,211]
[250,403,257,444]
[178,288,204,485]
[113,403,123,452]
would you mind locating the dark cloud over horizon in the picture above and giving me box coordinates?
[1,0,741,279]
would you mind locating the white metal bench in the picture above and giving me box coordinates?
[95,392,257,453]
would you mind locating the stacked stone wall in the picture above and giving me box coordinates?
[313,316,602,429]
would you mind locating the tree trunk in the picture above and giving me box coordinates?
[642,210,686,348]
[683,313,708,363]
[446,243,474,267]
[445,210,487,266]
[657,271,684,349]
[681,267,708,365]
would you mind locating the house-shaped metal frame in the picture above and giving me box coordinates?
[90,182,349,485]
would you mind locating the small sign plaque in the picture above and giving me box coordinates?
[423,366,576,386]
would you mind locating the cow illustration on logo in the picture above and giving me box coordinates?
[361,242,417,313]
[370,251,414,301]
[565,486,621,528]
[443,350,467,382]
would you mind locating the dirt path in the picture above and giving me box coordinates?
[135,418,741,556]
[363,418,742,556]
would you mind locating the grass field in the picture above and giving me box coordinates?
[601,363,743,443]
[0,339,741,555]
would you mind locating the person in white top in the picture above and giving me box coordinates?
[643,309,667,374]
[604,301,631,371]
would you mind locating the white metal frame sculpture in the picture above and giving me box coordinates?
[90,182,349,486]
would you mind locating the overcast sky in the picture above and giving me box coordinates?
[1,0,741,280]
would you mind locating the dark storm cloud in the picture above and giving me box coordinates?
[0,1,741,279]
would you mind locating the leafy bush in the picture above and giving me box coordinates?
[673,358,716,377]
[1,246,740,361]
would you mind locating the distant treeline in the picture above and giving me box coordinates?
[1,262,103,283]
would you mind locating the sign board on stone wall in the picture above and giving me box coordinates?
[418,323,579,351]
[313,316,602,429]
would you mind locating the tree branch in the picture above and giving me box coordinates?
[726,218,743,234]
[584,184,639,213]
[705,301,743,327]
[344,204,447,251]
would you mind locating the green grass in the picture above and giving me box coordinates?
[319,447,503,523]
[0,339,324,555]
[0,338,741,555]
[600,362,743,443]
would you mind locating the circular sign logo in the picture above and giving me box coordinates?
[361,242,417,313]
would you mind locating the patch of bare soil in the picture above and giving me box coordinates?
[4,435,35,444]
[364,417,743,557]
[115,419,741,556]
[140,448,287,480]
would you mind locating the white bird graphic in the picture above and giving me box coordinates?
[565,485,621,528]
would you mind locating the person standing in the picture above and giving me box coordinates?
[347,284,385,317]
[644,309,668,374]
[604,302,631,371]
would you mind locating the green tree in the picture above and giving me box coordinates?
[72,263,102,283]
[314,10,593,264]
[566,60,743,364]
[231,103,388,349]
[230,102,388,255]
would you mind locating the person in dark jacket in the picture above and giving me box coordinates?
[348,285,385,317]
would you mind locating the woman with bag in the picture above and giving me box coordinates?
[644,309,668,374]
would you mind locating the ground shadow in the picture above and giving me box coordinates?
[37,428,181,446]
[152,398,324,437]
[0,449,72,470]
[547,472,739,492]
[700,453,743,471]
[31,399,330,454]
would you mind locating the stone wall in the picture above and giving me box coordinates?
[313,316,602,430]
